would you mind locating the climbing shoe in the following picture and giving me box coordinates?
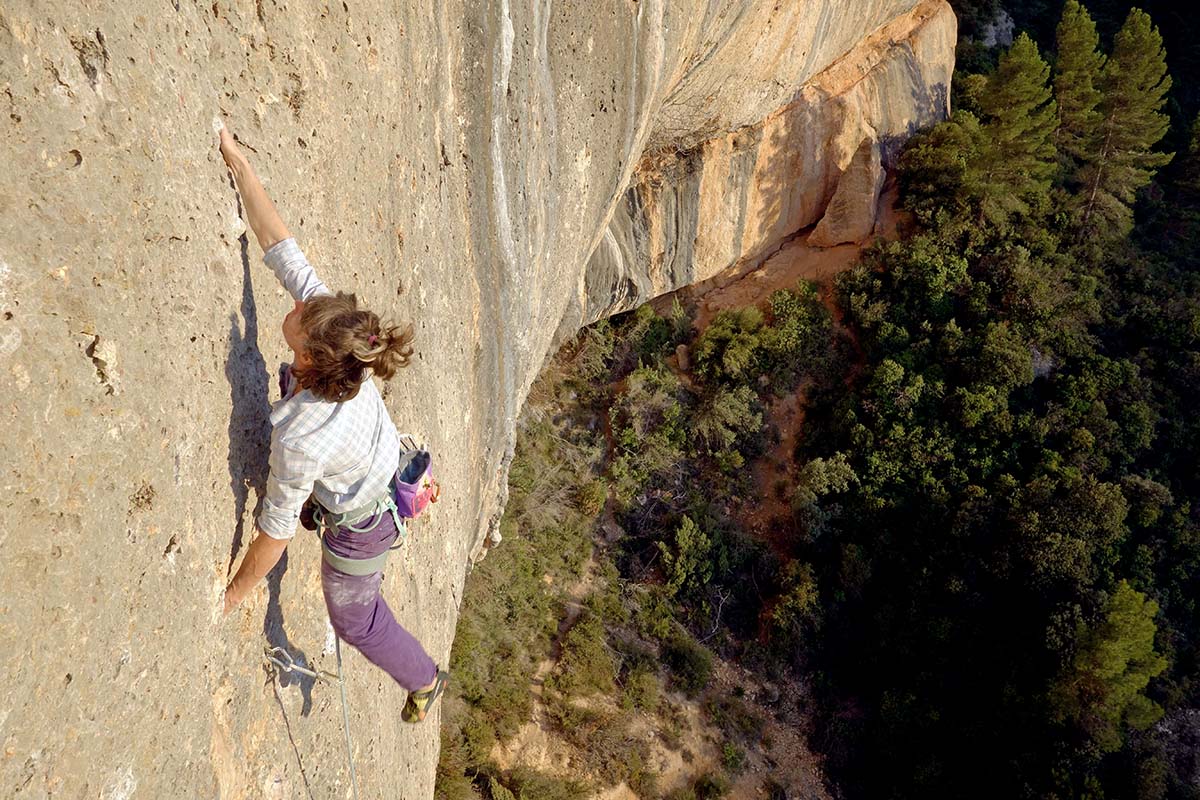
[402,669,450,723]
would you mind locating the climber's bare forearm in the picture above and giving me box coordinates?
[219,127,292,252]
[224,529,289,614]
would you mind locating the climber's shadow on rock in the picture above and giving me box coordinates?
[264,549,315,717]
[225,234,270,586]
[224,230,315,716]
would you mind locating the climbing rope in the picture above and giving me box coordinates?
[264,641,361,800]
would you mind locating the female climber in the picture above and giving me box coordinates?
[218,122,448,723]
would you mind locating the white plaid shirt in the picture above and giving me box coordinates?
[257,238,400,539]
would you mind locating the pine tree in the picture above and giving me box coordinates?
[976,33,1059,225]
[1147,113,1200,259]
[1053,0,1105,172]
[898,111,988,226]
[1168,115,1200,257]
[1076,8,1173,240]
[1182,115,1200,203]
[1051,580,1169,753]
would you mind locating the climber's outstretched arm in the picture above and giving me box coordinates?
[223,529,289,615]
[219,124,292,252]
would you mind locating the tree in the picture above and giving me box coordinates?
[792,452,859,540]
[1051,580,1169,753]
[792,452,858,508]
[976,33,1059,224]
[609,364,687,505]
[1053,0,1106,172]
[657,516,713,598]
[1179,115,1200,206]
[1156,114,1200,259]
[1076,9,1173,240]
[973,320,1035,389]
[771,562,820,633]
[690,384,761,452]
[692,307,764,382]
[898,111,989,226]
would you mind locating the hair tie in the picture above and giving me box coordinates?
[368,334,379,346]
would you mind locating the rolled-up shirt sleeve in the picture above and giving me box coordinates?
[263,237,333,301]
[257,437,323,540]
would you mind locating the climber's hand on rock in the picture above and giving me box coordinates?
[216,120,292,251]
[222,584,240,616]
[218,124,246,171]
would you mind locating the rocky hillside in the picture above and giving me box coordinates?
[0,1,953,797]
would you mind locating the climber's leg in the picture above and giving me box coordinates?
[321,561,437,691]
[318,510,435,691]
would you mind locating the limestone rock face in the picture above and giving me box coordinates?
[0,1,953,798]
[808,137,886,247]
[575,0,955,326]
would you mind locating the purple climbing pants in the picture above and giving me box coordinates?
[320,510,436,692]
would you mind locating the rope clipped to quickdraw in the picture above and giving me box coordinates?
[265,646,340,683]
[264,641,361,800]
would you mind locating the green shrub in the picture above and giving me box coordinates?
[488,778,517,800]
[692,308,765,383]
[663,632,713,696]
[544,692,602,732]
[565,320,615,383]
[550,613,614,697]
[585,567,630,627]
[657,700,686,751]
[457,707,499,768]
[705,694,766,743]
[690,385,762,454]
[544,695,653,791]
[632,584,677,641]
[657,516,714,598]
[760,282,832,388]
[638,310,675,360]
[435,723,485,800]
[611,304,672,375]
[506,768,588,800]
[442,400,609,787]
[712,448,746,474]
[576,478,608,516]
[667,774,730,800]
[608,364,688,506]
[622,664,661,712]
[764,779,789,800]
[770,561,820,634]
[669,297,693,343]
[721,741,747,774]
[696,773,730,799]
[665,788,697,800]
[791,452,858,508]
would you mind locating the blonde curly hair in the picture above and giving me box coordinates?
[293,292,415,402]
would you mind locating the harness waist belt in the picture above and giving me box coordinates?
[320,539,394,576]
[313,484,407,576]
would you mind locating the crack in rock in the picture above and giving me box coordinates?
[85,334,120,395]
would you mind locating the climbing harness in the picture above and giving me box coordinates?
[312,492,408,576]
[310,434,438,576]
[265,640,361,800]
